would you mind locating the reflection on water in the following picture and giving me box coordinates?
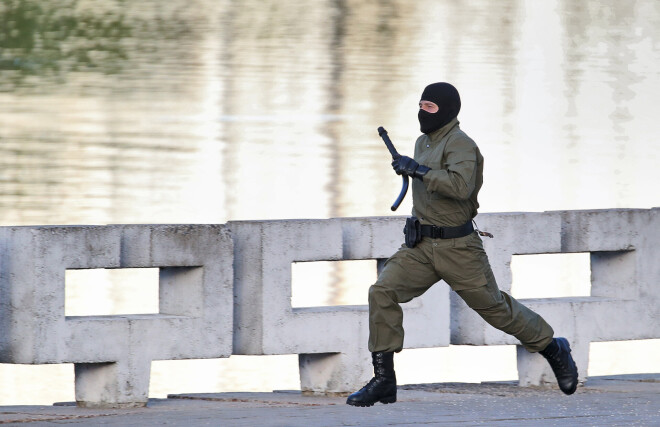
[1,0,659,405]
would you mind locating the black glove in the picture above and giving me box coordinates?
[391,156,431,180]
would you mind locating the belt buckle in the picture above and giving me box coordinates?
[436,226,444,239]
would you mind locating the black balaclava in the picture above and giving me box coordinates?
[418,82,461,134]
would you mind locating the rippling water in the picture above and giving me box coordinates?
[1,0,659,404]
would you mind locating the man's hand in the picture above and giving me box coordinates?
[391,156,431,180]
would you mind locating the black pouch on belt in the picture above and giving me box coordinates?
[404,216,422,248]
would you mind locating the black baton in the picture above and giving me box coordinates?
[378,126,409,211]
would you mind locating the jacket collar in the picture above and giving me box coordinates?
[426,117,459,140]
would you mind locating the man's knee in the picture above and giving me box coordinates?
[369,282,397,306]
[368,283,385,301]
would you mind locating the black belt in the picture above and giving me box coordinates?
[420,221,474,239]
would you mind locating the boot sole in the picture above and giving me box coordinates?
[380,395,397,404]
[346,395,397,407]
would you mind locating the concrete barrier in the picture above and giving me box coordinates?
[228,217,449,394]
[0,225,233,408]
[229,209,659,392]
[0,209,657,406]
[453,209,660,386]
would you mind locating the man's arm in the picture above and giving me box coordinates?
[422,137,477,200]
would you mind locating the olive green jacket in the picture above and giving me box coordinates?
[411,118,484,227]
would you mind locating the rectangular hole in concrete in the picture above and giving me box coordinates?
[0,363,74,405]
[510,253,591,299]
[150,355,300,397]
[397,345,518,385]
[588,339,660,377]
[65,268,159,316]
[291,260,377,307]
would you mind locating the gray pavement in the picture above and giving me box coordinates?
[0,374,657,426]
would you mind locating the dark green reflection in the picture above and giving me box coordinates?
[0,0,200,88]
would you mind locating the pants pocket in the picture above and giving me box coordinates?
[456,283,502,310]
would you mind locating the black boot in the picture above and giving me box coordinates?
[346,352,397,407]
[540,337,578,395]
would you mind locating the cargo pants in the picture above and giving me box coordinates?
[368,231,554,353]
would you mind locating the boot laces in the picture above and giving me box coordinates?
[555,357,567,371]
[549,351,571,376]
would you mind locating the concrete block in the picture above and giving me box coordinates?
[0,224,234,407]
[299,351,371,394]
[65,316,130,362]
[516,346,555,387]
[74,357,151,408]
[558,209,641,253]
[452,209,659,388]
[340,216,406,259]
[590,251,636,300]
[230,218,450,393]
[517,338,590,387]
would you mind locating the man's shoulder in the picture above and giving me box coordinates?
[414,133,429,146]
[447,126,478,150]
